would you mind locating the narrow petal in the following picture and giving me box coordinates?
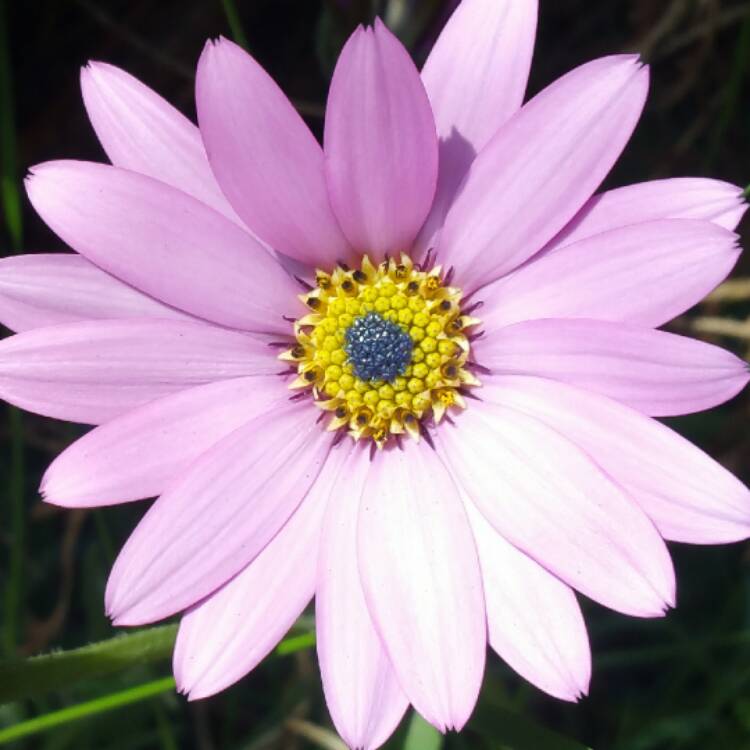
[482,375,750,544]
[436,405,675,617]
[174,445,351,700]
[324,20,438,259]
[480,219,740,330]
[318,445,409,750]
[0,254,193,333]
[358,442,485,732]
[478,318,749,416]
[0,319,276,424]
[416,0,537,254]
[438,56,648,291]
[106,401,330,625]
[548,177,747,252]
[25,161,298,334]
[42,375,287,506]
[465,501,590,702]
[81,61,243,226]
[196,39,350,266]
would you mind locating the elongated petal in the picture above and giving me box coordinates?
[318,445,409,750]
[324,20,438,259]
[465,501,590,701]
[42,375,288,506]
[480,219,740,330]
[81,61,243,226]
[438,56,648,291]
[548,178,747,252]
[422,0,536,154]
[25,161,298,334]
[174,444,351,700]
[196,38,351,266]
[0,319,275,424]
[478,318,749,416]
[482,375,750,544]
[358,442,485,732]
[436,405,675,617]
[416,0,537,254]
[106,402,330,625]
[0,254,193,333]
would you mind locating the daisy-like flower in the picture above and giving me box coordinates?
[2,1,750,747]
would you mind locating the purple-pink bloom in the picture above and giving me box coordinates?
[1,1,749,747]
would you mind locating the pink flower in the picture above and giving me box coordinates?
[1,1,749,747]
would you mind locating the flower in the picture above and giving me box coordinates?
[1,0,749,747]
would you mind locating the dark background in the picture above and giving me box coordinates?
[2,1,750,748]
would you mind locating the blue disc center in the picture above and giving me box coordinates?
[344,312,413,383]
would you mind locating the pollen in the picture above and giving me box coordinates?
[282,254,481,447]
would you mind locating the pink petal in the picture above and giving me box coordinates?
[416,0,537,254]
[480,219,740,330]
[438,56,648,292]
[106,401,330,625]
[81,61,243,227]
[25,161,298,335]
[482,375,750,544]
[317,445,409,750]
[0,254,193,333]
[357,442,485,732]
[549,178,748,253]
[41,375,287,507]
[0,319,275,424]
[436,405,675,617]
[477,318,749,417]
[195,38,351,267]
[174,444,352,700]
[324,20,438,260]
[464,501,590,702]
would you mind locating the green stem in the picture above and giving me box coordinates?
[0,677,176,745]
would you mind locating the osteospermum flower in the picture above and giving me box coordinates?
[2,0,750,746]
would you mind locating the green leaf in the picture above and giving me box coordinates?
[0,620,319,705]
[0,625,178,703]
[0,677,176,745]
[275,631,316,656]
[403,713,444,750]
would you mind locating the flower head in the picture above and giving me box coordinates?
[1,1,750,748]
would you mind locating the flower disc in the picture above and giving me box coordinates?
[282,254,480,445]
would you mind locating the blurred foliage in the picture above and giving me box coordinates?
[2,0,750,748]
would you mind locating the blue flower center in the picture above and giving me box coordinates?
[344,312,413,383]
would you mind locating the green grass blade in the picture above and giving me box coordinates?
[0,677,176,744]
[0,0,26,658]
[0,0,22,249]
[220,0,249,50]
